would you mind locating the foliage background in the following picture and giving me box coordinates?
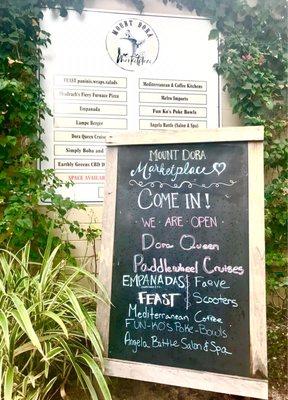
[0,0,287,394]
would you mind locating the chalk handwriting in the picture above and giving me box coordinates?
[130,161,227,182]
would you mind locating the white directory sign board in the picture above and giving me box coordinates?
[41,8,220,202]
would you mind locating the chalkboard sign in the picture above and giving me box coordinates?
[97,127,268,399]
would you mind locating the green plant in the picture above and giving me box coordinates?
[0,234,111,400]
[0,1,87,262]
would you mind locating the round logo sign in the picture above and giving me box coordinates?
[106,18,159,71]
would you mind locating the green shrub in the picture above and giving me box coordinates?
[0,235,111,400]
[0,1,88,262]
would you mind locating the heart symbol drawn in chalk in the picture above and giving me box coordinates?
[213,162,226,175]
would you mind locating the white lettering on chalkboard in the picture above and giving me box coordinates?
[142,234,174,250]
[202,256,245,275]
[138,189,180,209]
[130,161,226,181]
[137,188,212,210]
[193,310,223,324]
[193,276,230,289]
[192,292,238,308]
[141,217,156,228]
[133,255,200,274]
[124,331,150,353]
[122,274,186,289]
[179,235,219,251]
[109,143,252,373]
[164,216,183,227]
[190,216,217,228]
[138,292,181,307]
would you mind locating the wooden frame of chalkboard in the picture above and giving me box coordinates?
[97,126,268,399]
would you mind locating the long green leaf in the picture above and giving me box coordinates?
[43,311,69,338]
[47,270,79,311]
[71,285,108,305]
[53,303,102,362]
[78,354,111,400]
[40,245,61,291]
[0,310,10,350]
[10,310,25,333]
[42,223,55,266]
[10,294,44,356]
[21,374,29,396]
[80,308,104,364]
[0,249,22,274]
[0,278,5,294]
[56,337,86,388]
[27,387,41,400]
[0,254,11,282]
[86,323,104,366]
[84,310,104,350]
[41,376,57,397]
[44,346,63,361]
[9,324,21,364]
[65,287,88,337]
[4,367,14,400]
[76,365,99,400]
[21,243,30,272]
[14,334,59,357]
[67,265,110,303]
